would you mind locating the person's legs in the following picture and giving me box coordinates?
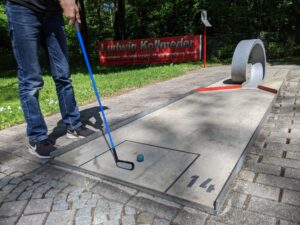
[43,14,94,138]
[43,13,82,130]
[6,1,48,142]
[6,2,56,158]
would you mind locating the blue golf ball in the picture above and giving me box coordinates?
[137,154,144,162]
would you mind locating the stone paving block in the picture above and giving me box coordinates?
[225,191,248,208]
[290,127,300,132]
[282,189,300,207]
[63,185,85,195]
[256,174,300,191]
[12,180,33,193]
[121,215,135,225]
[24,198,53,214]
[85,196,98,207]
[280,219,300,225]
[45,210,75,225]
[268,131,288,139]
[286,151,300,160]
[109,202,123,220]
[266,143,300,152]
[67,192,80,203]
[243,159,282,176]
[127,195,179,220]
[0,200,27,217]
[248,196,300,222]
[263,123,276,128]
[285,168,300,180]
[173,207,207,225]
[72,192,93,209]
[238,170,256,182]
[62,173,97,191]
[137,212,154,224]
[52,193,69,211]
[266,137,287,144]
[52,180,69,190]
[124,206,136,215]
[72,198,87,209]
[75,207,92,225]
[291,123,300,129]
[262,156,300,169]
[233,180,280,201]
[153,218,171,225]
[44,188,60,198]
[16,213,47,225]
[52,201,69,211]
[253,138,266,148]
[258,129,271,138]
[262,148,287,159]
[0,191,9,202]
[94,208,108,224]
[245,153,260,162]
[250,148,283,158]
[2,184,16,192]
[54,192,68,202]
[205,220,227,225]
[96,198,110,215]
[25,182,43,191]
[0,216,18,225]
[17,190,33,201]
[213,207,276,225]
[288,129,300,139]
[9,176,24,185]
[105,219,121,225]
[4,192,21,202]
[31,184,52,199]
[275,118,293,124]
[76,207,91,217]
[289,138,300,145]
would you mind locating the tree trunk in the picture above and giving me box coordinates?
[114,0,126,40]
[78,0,89,45]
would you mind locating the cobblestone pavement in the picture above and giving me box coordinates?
[1,65,300,225]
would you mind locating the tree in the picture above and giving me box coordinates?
[114,0,126,39]
[78,0,89,45]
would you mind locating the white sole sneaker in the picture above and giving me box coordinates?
[27,145,52,159]
[66,132,85,139]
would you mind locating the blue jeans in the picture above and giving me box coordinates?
[6,1,82,142]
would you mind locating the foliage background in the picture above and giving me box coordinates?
[1,0,300,70]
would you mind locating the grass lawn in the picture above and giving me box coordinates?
[0,63,202,129]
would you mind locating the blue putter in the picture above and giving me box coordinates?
[75,21,134,171]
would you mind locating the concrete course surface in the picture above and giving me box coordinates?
[54,70,282,212]
[0,65,300,225]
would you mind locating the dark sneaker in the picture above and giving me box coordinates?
[67,125,95,139]
[28,139,56,159]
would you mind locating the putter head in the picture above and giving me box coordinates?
[116,160,135,171]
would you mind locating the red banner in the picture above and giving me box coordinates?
[98,35,202,66]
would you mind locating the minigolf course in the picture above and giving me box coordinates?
[52,40,290,213]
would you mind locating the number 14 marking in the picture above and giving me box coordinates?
[187,176,215,193]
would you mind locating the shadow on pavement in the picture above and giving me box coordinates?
[48,106,106,144]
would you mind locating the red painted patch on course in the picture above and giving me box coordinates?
[258,85,278,94]
[196,85,242,92]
